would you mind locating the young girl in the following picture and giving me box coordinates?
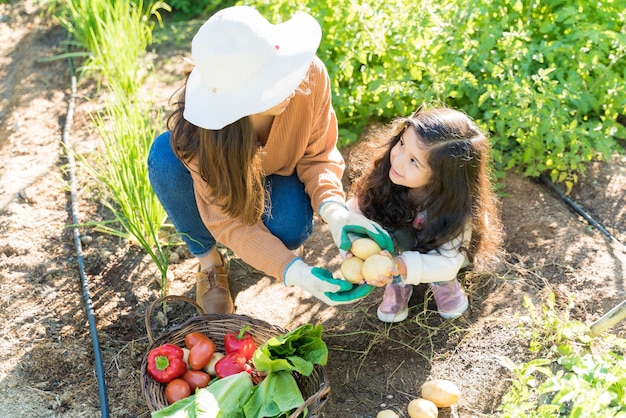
[347,106,503,322]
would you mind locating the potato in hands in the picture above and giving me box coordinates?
[362,254,394,285]
[350,237,382,259]
[340,238,395,286]
[340,256,364,284]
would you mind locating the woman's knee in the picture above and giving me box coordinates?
[276,214,313,249]
[148,132,172,170]
[148,131,191,192]
[264,174,313,249]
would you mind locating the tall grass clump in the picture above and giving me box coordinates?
[497,293,626,416]
[244,0,626,187]
[86,97,170,290]
[54,0,172,293]
[54,0,169,95]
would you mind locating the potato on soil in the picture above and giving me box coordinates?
[340,256,365,283]
[350,237,382,259]
[407,398,438,418]
[362,253,393,285]
[377,410,400,418]
[421,379,460,407]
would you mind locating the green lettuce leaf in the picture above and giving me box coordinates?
[151,394,196,418]
[252,324,328,376]
[243,371,304,418]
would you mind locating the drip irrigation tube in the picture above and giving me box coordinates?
[62,57,110,417]
[539,174,626,253]
[540,175,626,336]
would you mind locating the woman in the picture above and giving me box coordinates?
[148,6,392,313]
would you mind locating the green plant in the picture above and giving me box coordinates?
[462,0,626,190]
[518,293,579,354]
[497,293,626,416]
[84,95,170,292]
[54,0,169,95]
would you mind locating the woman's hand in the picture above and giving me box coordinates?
[319,201,394,253]
[284,259,374,305]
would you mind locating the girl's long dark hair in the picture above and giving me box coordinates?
[349,106,503,266]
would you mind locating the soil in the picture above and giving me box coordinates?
[1,2,625,418]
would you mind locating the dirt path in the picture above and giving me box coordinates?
[1,2,625,417]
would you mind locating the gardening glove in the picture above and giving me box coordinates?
[319,200,394,254]
[284,259,375,306]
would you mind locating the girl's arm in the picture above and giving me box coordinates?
[398,226,472,285]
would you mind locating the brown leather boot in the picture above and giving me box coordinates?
[195,256,234,314]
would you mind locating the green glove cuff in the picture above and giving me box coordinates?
[326,283,375,302]
[340,225,395,253]
[311,267,353,292]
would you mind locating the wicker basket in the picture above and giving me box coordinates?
[140,295,330,417]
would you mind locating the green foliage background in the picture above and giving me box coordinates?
[225,0,626,187]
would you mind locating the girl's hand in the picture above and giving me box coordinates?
[369,274,394,287]
[370,251,404,286]
[362,250,396,287]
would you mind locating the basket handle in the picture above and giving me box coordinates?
[289,384,331,418]
[145,294,205,344]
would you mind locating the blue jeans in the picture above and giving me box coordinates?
[147,131,313,257]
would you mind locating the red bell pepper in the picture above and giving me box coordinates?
[224,326,256,361]
[147,343,187,384]
[214,352,252,379]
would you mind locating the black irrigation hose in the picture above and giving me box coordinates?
[62,57,110,417]
[539,174,626,253]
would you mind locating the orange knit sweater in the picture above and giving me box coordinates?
[188,56,345,280]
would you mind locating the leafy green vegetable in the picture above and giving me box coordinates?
[151,372,254,418]
[252,324,328,376]
[243,371,304,418]
[151,395,195,418]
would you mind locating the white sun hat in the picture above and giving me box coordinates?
[183,6,322,130]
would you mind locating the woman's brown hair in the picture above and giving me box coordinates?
[349,106,503,267]
[167,70,265,225]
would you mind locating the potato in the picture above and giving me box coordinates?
[350,237,382,259]
[421,379,460,408]
[340,256,365,283]
[182,347,191,369]
[202,352,224,376]
[361,254,393,285]
[377,410,400,418]
[407,398,438,418]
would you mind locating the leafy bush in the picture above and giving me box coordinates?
[163,0,236,19]
[459,0,626,188]
[244,0,626,185]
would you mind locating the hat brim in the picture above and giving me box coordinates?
[184,12,322,130]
